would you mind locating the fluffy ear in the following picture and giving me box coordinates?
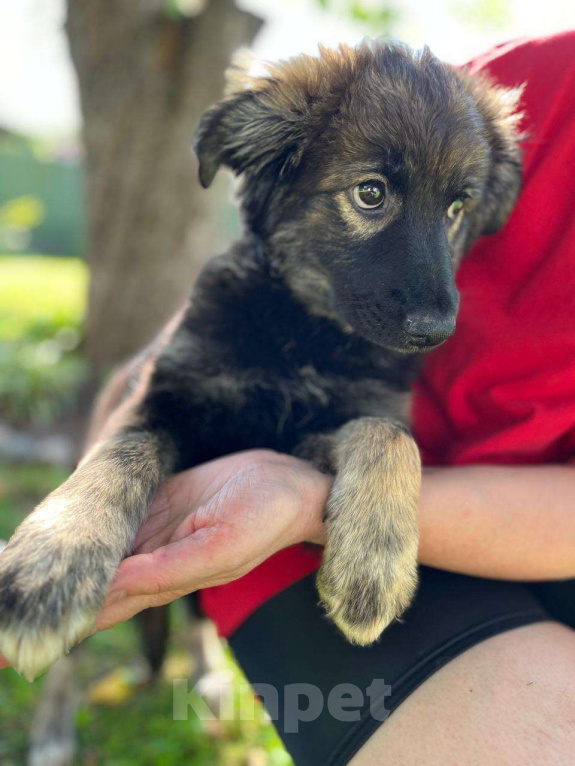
[193,45,358,220]
[470,78,524,236]
[192,89,306,189]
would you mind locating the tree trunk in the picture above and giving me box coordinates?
[66,0,262,377]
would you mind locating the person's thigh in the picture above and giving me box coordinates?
[351,622,575,766]
[227,566,555,765]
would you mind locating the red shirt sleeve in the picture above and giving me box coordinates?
[413,31,575,466]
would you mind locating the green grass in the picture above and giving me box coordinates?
[0,255,87,340]
[0,255,88,425]
[0,255,87,336]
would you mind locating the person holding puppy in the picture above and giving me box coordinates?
[3,31,575,766]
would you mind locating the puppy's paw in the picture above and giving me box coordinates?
[315,417,421,645]
[317,538,418,645]
[317,497,419,645]
[0,515,119,681]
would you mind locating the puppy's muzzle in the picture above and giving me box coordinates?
[403,311,456,348]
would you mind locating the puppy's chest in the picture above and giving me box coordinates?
[162,259,417,464]
[253,362,407,442]
[198,330,413,456]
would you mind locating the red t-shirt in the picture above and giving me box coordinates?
[200,32,575,638]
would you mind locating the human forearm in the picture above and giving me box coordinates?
[306,463,575,580]
[417,464,575,581]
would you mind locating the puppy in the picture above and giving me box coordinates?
[0,40,522,681]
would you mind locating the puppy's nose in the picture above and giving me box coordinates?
[404,312,456,348]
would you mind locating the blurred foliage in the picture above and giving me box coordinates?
[164,0,206,19]
[0,195,44,228]
[0,131,86,257]
[317,0,399,33]
[0,256,88,426]
[0,462,69,539]
[448,0,511,30]
[0,463,291,765]
[0,195,45,252]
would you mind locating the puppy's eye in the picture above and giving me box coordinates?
[353,181,385,210]
[447,198,465,219]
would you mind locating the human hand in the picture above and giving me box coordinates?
[0,450,330,672]
[94,449,330,632]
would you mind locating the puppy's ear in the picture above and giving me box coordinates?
[466,76,524,236]
[193,89,306,189]
[480,85,524,234]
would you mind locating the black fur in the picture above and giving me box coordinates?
[141,237,417,472]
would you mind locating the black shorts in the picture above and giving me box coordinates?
[229,567,575,766]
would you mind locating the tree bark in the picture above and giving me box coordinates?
[66,0,262,377]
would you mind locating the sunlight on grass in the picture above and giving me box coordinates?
[0,255,88,424]
[0,255,88,340]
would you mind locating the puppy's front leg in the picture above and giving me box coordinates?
[0,422,175,681]
[302,418,421,645]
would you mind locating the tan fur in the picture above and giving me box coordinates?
[279,259,340,322]
[456,69,524,138]
[310,418,421,644]
[225,43,363,107]
[0,420,170,679]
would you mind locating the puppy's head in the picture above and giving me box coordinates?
[194,41,523,352]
